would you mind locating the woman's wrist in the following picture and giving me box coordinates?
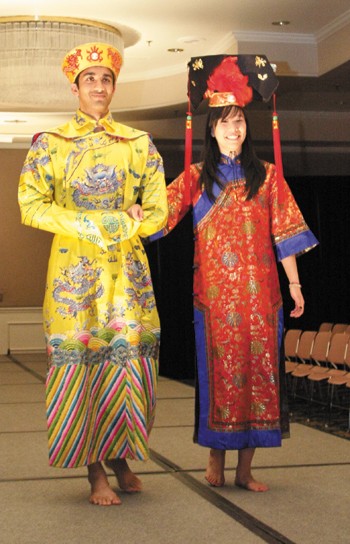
[289,282,302,288]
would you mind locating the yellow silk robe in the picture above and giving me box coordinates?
[18,110,168,467]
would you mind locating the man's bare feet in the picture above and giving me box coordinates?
[88,462,121,506]
[205,449,226,487]
[105,459,142,493]
[235,477,269,492]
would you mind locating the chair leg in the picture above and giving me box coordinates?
[327,383,334,427]
[307,380,315,420]
[323,382,332,427]
[291,375,297,399]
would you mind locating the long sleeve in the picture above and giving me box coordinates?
[135,138,168,238]
[151,163,200,241]
[267,163,318,260]
[18,133,167,250]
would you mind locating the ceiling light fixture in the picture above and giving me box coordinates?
[0,16,125,112]
[272,20,290,26]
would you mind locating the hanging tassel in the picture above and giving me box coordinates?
[183,98,193,206]
[272,93,285,184]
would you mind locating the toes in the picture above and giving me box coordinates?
[89,494,122,506]
[119,478,142,493]
[235,479,269,492]
[205,475,225,487]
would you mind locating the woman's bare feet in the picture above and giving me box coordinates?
[205,449,226,487]
[105,459,142,493]
[234,477,269,492]
[235,447,269,492]
[88,462,121,506]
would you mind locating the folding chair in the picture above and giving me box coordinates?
[345,378,350,431]
[284,329,302,374]
[290,331,317,400]
[307,330,349,417]
[327,335,350,427]
[318,322,333,332]
[331,323,349,335]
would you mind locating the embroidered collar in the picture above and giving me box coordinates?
[219,153,242,165]
[73,110,115,133]
[39,110,148,141]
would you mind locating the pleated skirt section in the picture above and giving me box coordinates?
[46,356,158,468]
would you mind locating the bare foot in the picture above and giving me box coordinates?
[88,462,121,506]
[205,449,226,487]
[105,459,142,493]
[235,477,269,492]
[235,448,268,492]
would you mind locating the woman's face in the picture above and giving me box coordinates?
[212,108,247,157]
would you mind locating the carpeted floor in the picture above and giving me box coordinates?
[1,351,349,544]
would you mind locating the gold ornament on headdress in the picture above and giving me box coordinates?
[62,42,123,83]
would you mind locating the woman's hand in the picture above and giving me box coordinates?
[280,255,304,318]
[289,284,304,318]
[126,204,144,221]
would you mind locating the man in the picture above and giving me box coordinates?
[18,42,168,506]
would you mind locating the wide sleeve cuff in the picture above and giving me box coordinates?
[149,229,166,242]
[275,230,319,261]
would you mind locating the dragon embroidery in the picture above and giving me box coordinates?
[72,164,125,209]
[124,252,155,310]
[53,256,104,317]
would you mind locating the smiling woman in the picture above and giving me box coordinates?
[150,54,318,493]
[211,107,247,158]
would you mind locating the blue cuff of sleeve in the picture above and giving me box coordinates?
[149,229,164,243]
[276,230,318,261]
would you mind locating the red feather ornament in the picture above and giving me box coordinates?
[204,57,253,107]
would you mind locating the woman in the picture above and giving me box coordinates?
[155,99,318,492]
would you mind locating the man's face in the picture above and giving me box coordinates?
[71,66,116,117]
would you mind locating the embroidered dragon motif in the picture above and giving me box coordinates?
[53,256,104,317]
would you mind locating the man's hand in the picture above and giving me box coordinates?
[126,204,144,221]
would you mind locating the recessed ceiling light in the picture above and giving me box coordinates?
[272,20,290,26]
[167,48,184,53]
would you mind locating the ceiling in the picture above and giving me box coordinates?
[0,0,350,142]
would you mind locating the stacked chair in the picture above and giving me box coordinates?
[327,336,350,429]
[318,322,333,332]
[285,323,350,431]
[290,330,330,403]
[307,332,349,419]
[284,328,302,374]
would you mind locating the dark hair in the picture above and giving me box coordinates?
[198,105,266,201]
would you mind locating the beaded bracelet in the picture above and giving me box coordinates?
[289,282,302,288]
